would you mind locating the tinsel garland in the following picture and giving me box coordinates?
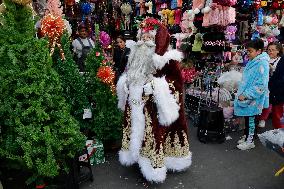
[41,14,65,60]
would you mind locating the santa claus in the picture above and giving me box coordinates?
[116,18,192,183]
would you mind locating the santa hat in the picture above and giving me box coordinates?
[137,18,170,56]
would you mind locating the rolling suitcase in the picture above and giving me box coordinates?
[197,105,225,143]
[197,87,225,143]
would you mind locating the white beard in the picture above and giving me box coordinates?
[126,40,156,85]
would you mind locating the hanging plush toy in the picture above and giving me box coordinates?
[145,1,153,14]
[174,8,182,25]
[192,0,205,14]
[257,8,264,26]
[271,0,280,9]
[168,10,175,25]
[120,3,132,30]
[202,0,212,13]
[192,33,203,52]
[254,0,262,9]
[171,0,178,9]
[251,30,260,40]
[225,25,237,42]
[139,0,146,15]
[279,13,284,27]
[180,10,195,34]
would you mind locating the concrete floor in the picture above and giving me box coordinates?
[80,122,284,189]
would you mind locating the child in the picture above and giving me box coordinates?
[72,25,95,72]
[234,39,269,150]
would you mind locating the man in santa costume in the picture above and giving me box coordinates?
[116,18,192,183]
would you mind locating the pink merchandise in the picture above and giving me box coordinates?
[177,0,183,7]
[208,4,219,25]
[202,12,210,27]
[192,0,206,14]
[223,107,234,119]
[174,9,182,25]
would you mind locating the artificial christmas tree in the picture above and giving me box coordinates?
[0,0,85,185]
[85,47,123,144]
[52,33,91,130]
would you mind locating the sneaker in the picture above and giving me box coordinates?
[237,141,255,150]
[258,120,265,128]
[237,135,246,144]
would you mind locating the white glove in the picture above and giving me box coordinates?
[143,82,153,95]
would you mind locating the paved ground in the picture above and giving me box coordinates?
[80,121,284,189]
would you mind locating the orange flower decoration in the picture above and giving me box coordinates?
[41,14,65,39]
[97,66,115,85]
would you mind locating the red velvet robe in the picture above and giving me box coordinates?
[117,49,192,183]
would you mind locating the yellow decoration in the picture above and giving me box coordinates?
[11,0,32,5]
[275,166,284,176]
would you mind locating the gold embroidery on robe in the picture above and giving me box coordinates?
[164,131,190,157]
[140,109,164,168]
[168,80,180,104]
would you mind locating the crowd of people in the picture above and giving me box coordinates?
[65,17,284,183]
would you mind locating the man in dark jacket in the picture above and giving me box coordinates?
[269,55,284,128]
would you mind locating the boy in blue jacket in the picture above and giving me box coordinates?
[234,39,269,150]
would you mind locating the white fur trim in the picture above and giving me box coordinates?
[153,76,180,126]
[118,150,136,166]
[128,84,146,162]
[118,84,146,165]
[152,49,183,70]
[165,152,192,172]
[138,156,167,183]
[116,73,128,111]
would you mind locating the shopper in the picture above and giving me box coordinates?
[258,42,283,128]
[113,35,130,84]
[234,39,269,150]
[72,25,95,72]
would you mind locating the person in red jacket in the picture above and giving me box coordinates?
[258,42,283,128]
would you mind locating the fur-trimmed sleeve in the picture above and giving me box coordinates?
[116,73,128,111]
[152,76,180,126]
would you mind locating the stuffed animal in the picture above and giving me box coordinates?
[168,10,175,25]
[192,0,205,14]
[171,0,178,9]
[192,33,203,52]
[217,70,242,92]
[202,0,212,13]
[145,1,153,14]
[180,10,196,34]
[279,13,284,27]
[174,9,182,25]
[225,25,237,42]
[120,3,132,30]
[159,9,170,26]
[232,51,243,64]
[139,0,145,15]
